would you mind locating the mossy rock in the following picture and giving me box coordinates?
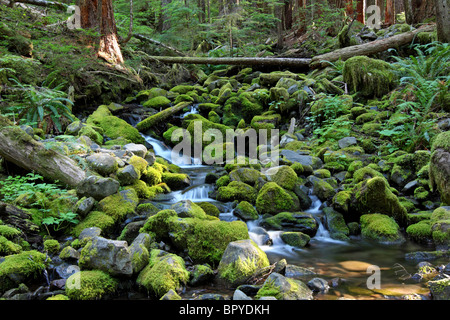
[255,272,313,300]
[86,105,144,144]
[229,167,263,186]
[430,131,450,205]
[280,231,310,248]
[343,56,397,98]
[234,201,259,221]
[360,213,405,244]
[143,96,171,109]
[65,270,118,300]
[98,189,139,222]
[350,177,407,225]
[0,250,50,294]
[217,239,269,287]
[255,182,298,215]
[406,220,433,244]
[267,165,298,191]
[72,211,115,238]
[312,179,336,201]
[217,181,258,204]
[323,207,350,240]
[196,202,220,218]
[184,114,231,148]
[136,250,190,298]
[262,212,318,237]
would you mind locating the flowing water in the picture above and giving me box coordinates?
[135,106,442,300]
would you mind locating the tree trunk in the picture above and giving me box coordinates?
[385,0,395,25]
[78,0,123,64]
[435,0,450,42]
[404,0,436,25]
[136,102,191,132]
[146,55,312,68]
[0,202,42,245]
[134,34,186,56]
[310,24,435,67]
[0,119,86,187]
[9,0,68,9]
[356,0,365,23]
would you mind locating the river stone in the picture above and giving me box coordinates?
[86,153,118,176]
[280,231,310,248]
[229,168,263,185]
[75,196,95,217]
[76,176,120,201]
[249,226,273,245]
[338,137,357,149]
[430,131,450,205]
[262,212,318,237]
[129,233,152,274]
[280,150,323,170]
[217,239,270,287]
[256,272,313,300]
[116,164,140,185]
[307,277,330,293]
[124,143,148,158]
[170,200,206,218]
[78,227,102,242]
[284,264,317,280]
[233,289,252,300]
[79,236,133,277]
[428,278,450,300]
[188,264,215,286]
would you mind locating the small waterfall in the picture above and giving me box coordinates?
[173,185,214,202]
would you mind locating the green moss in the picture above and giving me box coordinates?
[234,201,259,220]
[360,213,403,243]
[65,270,118,300]
[161,172,190,190]
[406,220,432,243]
[216,175,231,188]
[170,85,196,94]
[414,186,429,201]
[98,189,138,222]
[323,207,350,240]
[0,236,22,255]
[47,294,70,300]
[0,250,50,294]
[280,232,310,247]
[86,105,144,144]
[196,202,220,217]
[72,211,115,238]
[270,166,298,190]
[0,225,21,239]
[343,56,397,98]
[217,181,257,203]
[353,166,386,184]
[78,125,103,145]
[208,110,221,123]
[185,114,232,148]
[143,96,171,109]
[256,182,296,215]
[44,239,60,254]
[332,190,352,213]
[136,251,190,298]
[313,179,336,201]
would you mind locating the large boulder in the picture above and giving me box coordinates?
[360,213,405,245]
[261,212,318,237]
[218,239,270,287]
[430,131,450,205]
[216,181,258,204]
[76,176,120,201]
[79,236,133,276]
[255,182,299,215]
[86,153,118,176]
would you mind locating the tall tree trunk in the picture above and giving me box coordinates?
[404,0,435,25]
[78,0,123,64]
[385,0,395,25]
[356,0,365,23]
[435,0,450,42]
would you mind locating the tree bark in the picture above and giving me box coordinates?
[435,0,450,42]
[9,0,68,9]
[404,0,436,25]
[310,24,435,67]
[385,0,395,25]
[0,202,42,244]
[146,55,311,68]
[0,118,86,187]
[136,102,191,132]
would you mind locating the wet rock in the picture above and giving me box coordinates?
[198,293,226,300]
[284,265,317,281]
[188,264,215,286]
[233,289,252,300]
[280,231,310,248]
[249,227,273,245]
[280,150,323,170]
[124,143,148,158]
[160,289,181,300]
[116,164,140,185]
[262,212,318,237]
[129,233,152,274]
[256,272,313,300]
[428,278,450,300]
[307,277,330,293]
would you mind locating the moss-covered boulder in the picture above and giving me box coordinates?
[140,209,249,265]
[360,213,405,244]
[255,182,298,215]
[323,207,350,241]
[0,250,51,295]
[312,179,336,201]
[136,250,190,298]
[218,239,269,287]
[142,96,171,109]
[98,189,139,222]
[430,131,450,205]
[72,211,115,238]
[234,201,259,221]
[262,212,318,237]
[217,181,258,204]
[229,168,263,185]
[85,153,118,176]
[65,270,118,300]
[350,177,407,225]
[267,165,298,190]
[280,231,311,248]
[86,105,144,144]
[343,56,397,98]
[255,272,313,300]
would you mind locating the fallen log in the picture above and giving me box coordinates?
[0,116,86,187]
[134,34,186,57]
[136,101,191,132]
[9,0,68,9]
[146,55,312,68]
[310,24,435,68]
[0,202,42,244]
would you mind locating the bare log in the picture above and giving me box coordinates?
[310,24,435,68]
[136,101,191,132]
[0,202,42,244]
[11,0,68,9]
[0,117,86,187]
[146,55,312,68]
[134,34,186,57]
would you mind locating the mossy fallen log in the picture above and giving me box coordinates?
[310,24,436,68]
[0,116,85,187]
[136,101,191,132]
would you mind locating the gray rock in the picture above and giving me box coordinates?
[75,197,95,217]
[79,227,102,242]
[79,236,133,276]
[171,200,205,218]
[285,264,317,280]
[129,233,152,274]
[249,227,273,246]
[86,153,118,176]
[307,277,330,293]
[280,150,323,169]
[233,289,252,300]
[65,121,86,135]
[338,137,357,149]
[76,175,120,201]
[189,264,215,286]
[428,278,450,300]
[124,143,148,158]
[117,164,140,185]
